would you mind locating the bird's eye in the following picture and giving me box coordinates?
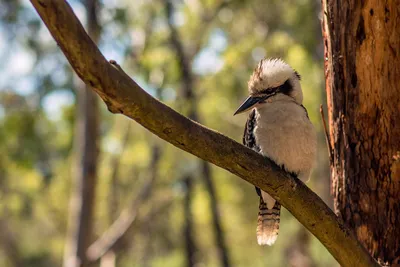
[260,88,274,94]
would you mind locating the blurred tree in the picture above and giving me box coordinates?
[63,0,101,266]
[322,0,400,265]
[0,217,22,267]
[164,3,199,266]
[165,1,231,267]
[0,0,339,266]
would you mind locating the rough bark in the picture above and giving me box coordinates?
[29,1,380,266]
[322,0,400,265]
[63,0,100,266]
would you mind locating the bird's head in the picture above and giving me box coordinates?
[234,58,303,115]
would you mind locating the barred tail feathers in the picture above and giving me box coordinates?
[257,195,281,246]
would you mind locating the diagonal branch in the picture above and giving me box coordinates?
[29,1,379,267]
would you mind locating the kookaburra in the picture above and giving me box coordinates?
[234,58,317,246]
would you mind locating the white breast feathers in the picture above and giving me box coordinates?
[254,98,317,182]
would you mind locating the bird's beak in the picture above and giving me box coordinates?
[234,96,266,115]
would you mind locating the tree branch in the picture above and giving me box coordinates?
[29,1,379,266]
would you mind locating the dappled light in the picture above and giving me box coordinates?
[3,0,394,267]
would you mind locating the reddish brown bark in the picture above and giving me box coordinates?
[322,0,400,265]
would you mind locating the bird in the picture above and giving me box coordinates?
[234,58,317,246]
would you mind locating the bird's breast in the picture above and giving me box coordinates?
[254,102,317,180]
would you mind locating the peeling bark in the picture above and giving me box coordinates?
[322,0,400,265]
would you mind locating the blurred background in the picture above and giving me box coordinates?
[0,0,334,266]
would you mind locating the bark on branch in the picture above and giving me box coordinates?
[29,1,379,266]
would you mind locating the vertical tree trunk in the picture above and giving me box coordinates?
[322,0,400,265]
[0,218,22,267]
[165,2,231,267]
[285,228,316,267]
[182,175,197,267]
[63,1,100,266]
[165,2,198,267]
[64,76,99,267]
[100,124,130,267]
[201,162,231,267]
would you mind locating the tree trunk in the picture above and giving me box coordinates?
[285,228,316,267]
[64,78,99,267]
[86,144,159,263]
[322,0,400,265]
[201,162,231,267]
[182,176,197,267]
[165,2,231,266]
[100,124,131,267]
[0,218,22,267]
[165,2,198,267]
[63,1,100,266]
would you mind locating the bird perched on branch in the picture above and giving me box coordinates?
[234,58,317,246]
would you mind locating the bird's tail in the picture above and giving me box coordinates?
[256,197,281,246]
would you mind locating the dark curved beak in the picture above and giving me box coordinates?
[234,96,266,115]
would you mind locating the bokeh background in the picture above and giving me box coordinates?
[0,0,335,266]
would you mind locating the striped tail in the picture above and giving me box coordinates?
[256,197,281,246]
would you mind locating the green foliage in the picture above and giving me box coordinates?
[0,0,334,266]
